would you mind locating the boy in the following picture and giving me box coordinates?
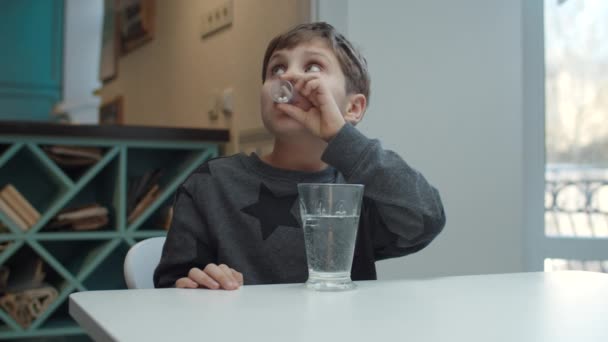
[154,22,445,290]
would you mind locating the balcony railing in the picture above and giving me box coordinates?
[545,164,608,238]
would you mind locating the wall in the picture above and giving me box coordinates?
[0,0,64,121]
[319,0,527,279]
[100,0,309,135]
[522,0,545,272]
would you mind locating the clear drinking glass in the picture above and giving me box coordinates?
[270,79,296,104]
[297,183,365,291]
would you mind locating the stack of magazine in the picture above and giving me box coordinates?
[0,250,58,328]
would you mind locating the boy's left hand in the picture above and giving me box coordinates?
[276,74,346,141]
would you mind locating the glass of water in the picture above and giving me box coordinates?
[297,183,364,291]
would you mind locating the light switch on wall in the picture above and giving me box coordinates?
[201,0,234,38]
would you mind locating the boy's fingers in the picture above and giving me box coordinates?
[231,269,244,285]
[293,78,304,92]
[292,74,319,93]
[189,267,220,289]
[176,277,198,288]
[301,79,321,98]
[204,264,236,290]
[218,264,240,289]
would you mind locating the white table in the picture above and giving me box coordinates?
[69,271,608,342]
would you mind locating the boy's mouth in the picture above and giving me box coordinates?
[289,96,313,112]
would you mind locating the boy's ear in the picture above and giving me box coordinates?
[343,94,367,125]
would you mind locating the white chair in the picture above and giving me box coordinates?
[123,237,166,289]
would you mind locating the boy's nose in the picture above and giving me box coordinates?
[279,70,303,83]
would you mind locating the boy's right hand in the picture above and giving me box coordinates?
[175,264,243,290]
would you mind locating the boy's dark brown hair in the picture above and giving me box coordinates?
[262,22,370,103]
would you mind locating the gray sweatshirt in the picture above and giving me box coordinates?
[154,124,445,287]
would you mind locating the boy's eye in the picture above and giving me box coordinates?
[271,65,286,76]
[305,63,322,73]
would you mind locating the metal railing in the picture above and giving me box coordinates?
[545,164,608,238]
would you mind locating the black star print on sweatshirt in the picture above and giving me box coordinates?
[241,183,300,240]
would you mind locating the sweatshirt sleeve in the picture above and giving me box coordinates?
[321,123,446,260]
[153,180,217,288]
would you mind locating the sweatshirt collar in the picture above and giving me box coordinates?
[240,153,337,183]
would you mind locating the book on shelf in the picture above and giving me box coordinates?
[56,204,108,221]
[0,241,10,252]
[128,184,160,224]
[158,205,174,230]
[49,204,109,231]
[0,266,8,292]
[45,145,102,160]
[0,184,40,227]
[71,215,109,231]
[43,145,103,168]
[0,196,29,231]
[127,168,163,214]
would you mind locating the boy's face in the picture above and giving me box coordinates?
[260,38,351,138]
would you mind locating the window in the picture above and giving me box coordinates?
[544,0,608,272]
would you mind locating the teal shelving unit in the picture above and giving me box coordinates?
[0,122,228,340]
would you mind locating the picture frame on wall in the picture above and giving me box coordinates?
[99,0,119,83]
[118,0,156,55]
[99,96,124,125]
